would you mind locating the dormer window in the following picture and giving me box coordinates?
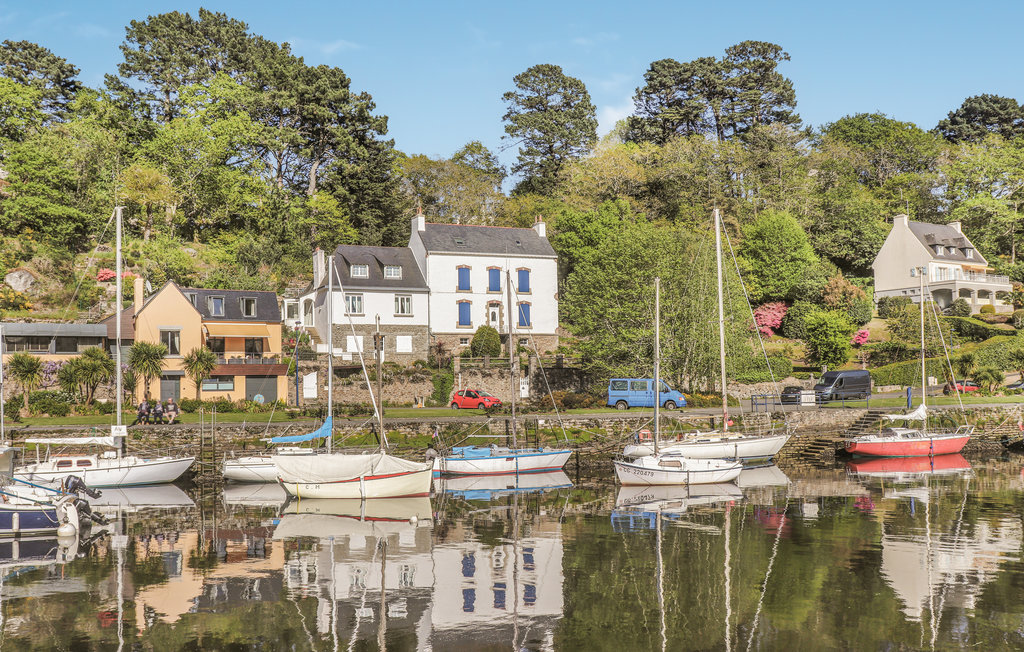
[208,296,224,317]
[351,264,369,278]
[384,265,402,279]
[186,293,197,306]
[240,297,257,318]
[966,248,974,259]
[935,246,944,256]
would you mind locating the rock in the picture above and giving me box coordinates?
[183,247,198,257]
[4,268,36,293]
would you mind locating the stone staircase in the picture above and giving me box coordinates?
[780,408,888,462]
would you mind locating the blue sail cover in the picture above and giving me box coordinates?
[270,416,333,444]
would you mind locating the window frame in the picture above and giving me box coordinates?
[201,375,235,392]
[457,300,472,328]
[208,296,225,317]
[487,267,501,293]
[517,301,532,328]
[394,294,413,316]
[457,266,471,292]
[350,263,369,278]
[517,268,531,294]
[244,337,264,358]
[206,337,225,355]
[160,329,182,356]
[384,265,402,279]
[344,293,364,316]
[240,297,258,318]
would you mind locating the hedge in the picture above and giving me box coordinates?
[943,316,1015,342]
[734,355,794,384]
[870,357,948,387]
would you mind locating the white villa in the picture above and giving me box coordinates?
[872,215,1013,312]
[289,213,560,362]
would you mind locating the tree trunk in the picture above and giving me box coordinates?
[195,376,201,401]
[307,158,321,196]
[144,205,153,241]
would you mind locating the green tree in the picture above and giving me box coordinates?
[974,365,1004,393]
[0,78,43,143]
[954,352,978,380]
[118,164,179,241]
[183,346,218,400]
[469,325,502,358]
[502,64,597,195]
[936,94,1024,143]
[451,141,506,189]
[738,211,819,302]
[803,310,855,370]
[78,347,116,405]
[0,40,81,118]
[8,352,42,412]
[399,152,505,224]
[822,113,941,188]
[128,342,167,400]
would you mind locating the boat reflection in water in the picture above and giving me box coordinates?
[439,470,572,501]
[87,483,195,517]
[222,482,289,509]
[847,454,972,482]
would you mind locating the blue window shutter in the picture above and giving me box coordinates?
[458,267,470,291]
[488,268,500,292]
[518,303,530,327]
[518,269,530,293]
[459,302,471,325]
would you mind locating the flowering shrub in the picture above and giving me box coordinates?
[0,286,31,311]
[753,302,788,338]
[96,268,116,282]
[851,329,869,346]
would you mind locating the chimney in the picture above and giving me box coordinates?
[893,214,909,228]
[133,276,144,316]
[949,220,962,234]
[532,215,546,239]
[313,248,325,287]
[412,205,425,233]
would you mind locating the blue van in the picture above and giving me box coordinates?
[607,379,687,410]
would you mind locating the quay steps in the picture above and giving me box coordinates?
[780,409,888,462]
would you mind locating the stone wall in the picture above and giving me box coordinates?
[330,323,430,366]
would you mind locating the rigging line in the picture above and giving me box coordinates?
[932,475,970,650]
[346,536,380,652]
[508,284,568,442]
[261,326,303,437]
[724,504,733,652]
[925,477,934,650]
[923,284,965,415]
[745,489,789,652]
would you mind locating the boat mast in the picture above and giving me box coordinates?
[654,277,660,456]
[115,206,123,429]
[0,322,5,446]
[375,314,385,450]
[918,265,927,427]
[714,209,729,432]
[507,269,517,448]
[327,256,334,454]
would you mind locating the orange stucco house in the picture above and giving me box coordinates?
[127,278,288,403]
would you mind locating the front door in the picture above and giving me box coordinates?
[245,376,277,403]
[160,376,181,402]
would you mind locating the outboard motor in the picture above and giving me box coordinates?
[61,475,102,499]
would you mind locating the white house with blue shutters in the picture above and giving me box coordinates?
[408,213,560,354]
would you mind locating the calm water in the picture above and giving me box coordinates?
[2,456,1024,651]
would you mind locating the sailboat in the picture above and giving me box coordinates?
[12,207,194,488]
[621,210,790,462]
[614,278,743,486]
[433,269,572,477]
[845,266,973,457]
[271,257,433,499]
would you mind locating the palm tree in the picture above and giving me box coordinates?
[8,352,43,413]
[974,365,1004,393]
[1010,349,1024,383]
[128,342,167,400]
[183,346,217,400]
[78,347,115,405]
[954,352,977,380]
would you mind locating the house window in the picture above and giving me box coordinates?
[186,293,197,306]
[458,301,472,327]
[384,265,402,279]
[517,303,531,327]
[517,269,530,293]
[160,330,181,356]
[351,264,369,278]
[201,376,235,391]
[488,268,501,292]
[207,337,225,355]
[460,337,470,346]
[245,338,264,358]
[4,336,49,352]
[285,301,299,321]
[55,337,80,354]
[935,246,943,256]
[240,297,257,318]
[208,296,225,317]
[345,294,364,315]
[395,295,412,315]
[457,266,471,291]
[966,249,974,259]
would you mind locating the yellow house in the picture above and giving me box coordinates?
[132,279,288,403]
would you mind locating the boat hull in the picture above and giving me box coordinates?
[432,449,572,477]
[624,434,790,460]
[280,466,433,499]
[845,436,969,457]
[613,458,743,486]
[223,456,277,483]
[15,456,195,487]
[0,498,79,538]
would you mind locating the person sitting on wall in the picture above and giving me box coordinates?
[131,398,149,426]
[164,397,180,424]
[151,400,164,425]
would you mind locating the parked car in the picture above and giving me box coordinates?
[943,379,980,394]
[606,378,687,410]
[813,370,872,401]
[780,386,804,405]
[450,389,503,409]
[1004,380,1024,391]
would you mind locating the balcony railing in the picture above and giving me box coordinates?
[217,355,281,365]
[931,271,1010,285]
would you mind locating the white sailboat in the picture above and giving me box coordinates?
[13,207,194,488]
[622,210,790,461]
[614,278,743,486]
[272,257,432,499]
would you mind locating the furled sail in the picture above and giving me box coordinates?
[269,416,332,444]
[882,404,927,422]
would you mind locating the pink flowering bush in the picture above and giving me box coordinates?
[96,268,116,282]
[753,302,788,338]
[851,329,869,346]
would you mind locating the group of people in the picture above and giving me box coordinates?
[131,397,181,425]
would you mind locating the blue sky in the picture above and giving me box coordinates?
[3,1,1023,171]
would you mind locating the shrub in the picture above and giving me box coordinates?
[96,268,116,282]
[431,372,454,406]
[870,357,948,386]
[733,355,793,383]
[752,302,788,338]
[804,310,855,370]
[27,390,71,417]
[469,325,501,357]
[946,298,972,317]
[0,286,31,311]
[980,305,996,315]
[847,298,873,326]
[877,296,912,319]
[944,316,1012,342]
[781,300,816,340]
[851,329,869,346]
[1013,309,1024,329]
[180,398,202,413]
[681,393,741,408]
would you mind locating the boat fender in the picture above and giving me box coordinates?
[409,515,418,525]
[57,521,77,537]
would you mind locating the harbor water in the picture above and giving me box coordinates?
[2,455,1024,650]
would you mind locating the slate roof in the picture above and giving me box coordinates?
[329,245,428,291]
[2,323,107,337]
[908,221,987,264]
[99,306,135,340]
[418,223,556,257]
[179,287,281,322]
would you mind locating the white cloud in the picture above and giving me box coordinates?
[598,95,634,136]
[320,39,360,54]
[572,31,619,48]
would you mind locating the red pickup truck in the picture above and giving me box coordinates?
[450,389,503,409]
